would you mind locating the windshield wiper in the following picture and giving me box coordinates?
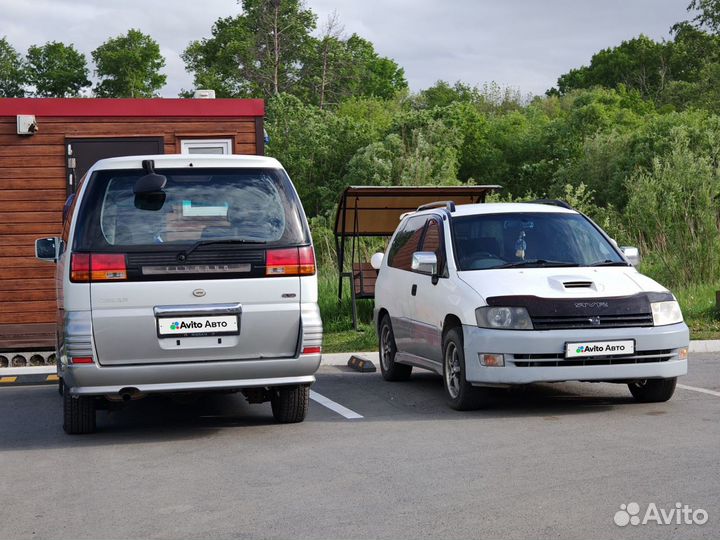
[181,239,266,259]
[589,260,630,267]
[496,259,580,269]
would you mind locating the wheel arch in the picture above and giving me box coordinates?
[442,314,463,339]
[377,307,390,332]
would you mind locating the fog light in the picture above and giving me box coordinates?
[479,353,505,367]
[678,347,688,361]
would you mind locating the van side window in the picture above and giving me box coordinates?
[387,216,426,271]
[420,218,446,276]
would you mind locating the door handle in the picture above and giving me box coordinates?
[411,284,417,296]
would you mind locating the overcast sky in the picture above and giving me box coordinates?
[1,0,693,97]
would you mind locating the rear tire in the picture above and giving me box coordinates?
[62,383,96,434]
[378,315,412,381]
[628,377,677,403]
[271,384,309,423]
[443,327,487,410]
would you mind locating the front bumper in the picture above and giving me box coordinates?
[63,354,321,396]
[462,323,689,385]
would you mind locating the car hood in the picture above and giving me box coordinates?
[457,267,671,304]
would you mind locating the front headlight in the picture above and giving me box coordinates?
[476,306,533,330]
[651,300,683,326]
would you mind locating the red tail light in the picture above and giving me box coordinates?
[90,254,127,281]
[302,346,322,355]
[266,247,316,276]
[71,253,127,282]
[70,253,90,282]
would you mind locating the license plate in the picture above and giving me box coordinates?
[157,315,239,337]
[565,339,635,358]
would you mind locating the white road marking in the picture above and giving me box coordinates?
[309,390,363,419]
[677,383,720,398]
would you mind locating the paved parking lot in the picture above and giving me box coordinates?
[0,354,718,540]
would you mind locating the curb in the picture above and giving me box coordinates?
[0,372,58,386]
[688,340,720,353]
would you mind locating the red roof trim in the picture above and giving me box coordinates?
[0,98,264,117]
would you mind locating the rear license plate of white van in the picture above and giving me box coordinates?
[565,339,634,358]
[157,315,240,338]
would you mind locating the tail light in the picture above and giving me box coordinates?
[302,346,322,355]
[70,253,90,282]
[266,246,316,276]
[71,253,127,282]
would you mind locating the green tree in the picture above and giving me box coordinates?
[625,135,720,285]
[555,35,671,99]
[25,41,90,97]
[344,119,461,188]
[183,0,316,98]
[0,37,25,97]
[92,29,166,97]
[688,0,720,33]
[343,35,406,100]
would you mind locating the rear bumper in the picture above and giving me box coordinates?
[63,354,321,396]
[462,323,689,385]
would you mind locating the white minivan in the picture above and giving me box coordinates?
[372,200,689,410]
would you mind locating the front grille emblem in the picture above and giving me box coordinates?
[589,316,601,326]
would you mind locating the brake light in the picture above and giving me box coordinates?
[302,346,322,355]
[266,247,316,276]
[70,253,127,282]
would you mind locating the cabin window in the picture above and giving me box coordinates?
[180,138,233,155]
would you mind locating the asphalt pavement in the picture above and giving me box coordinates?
[0,354,718,540]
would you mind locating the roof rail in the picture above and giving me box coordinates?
[416,200,456,213]
[530,199,574,210]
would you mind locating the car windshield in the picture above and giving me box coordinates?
[452,212,626,270]
[73,167,308,250]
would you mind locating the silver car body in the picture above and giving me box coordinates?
[55,155,322,396]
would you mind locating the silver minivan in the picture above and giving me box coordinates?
[35,155,323,433]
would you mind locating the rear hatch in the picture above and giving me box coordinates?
[71,166,312,365]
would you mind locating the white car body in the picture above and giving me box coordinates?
[373,202,689,392]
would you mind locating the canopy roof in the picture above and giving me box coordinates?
[334,185,502,237]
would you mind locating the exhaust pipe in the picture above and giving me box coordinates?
[105,387,146,402]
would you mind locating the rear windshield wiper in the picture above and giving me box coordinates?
[181,239,266,259]
[589,260,630,267]
[496,259,580,268]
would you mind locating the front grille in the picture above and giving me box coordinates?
[512,349,674,367]
[531,313,653,330]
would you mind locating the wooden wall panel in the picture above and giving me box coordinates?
[0,113,261,350]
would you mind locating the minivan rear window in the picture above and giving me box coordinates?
[73,168,309,251]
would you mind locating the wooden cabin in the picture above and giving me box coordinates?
[0,97,265,364]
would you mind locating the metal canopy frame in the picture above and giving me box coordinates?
[333,185,501,329]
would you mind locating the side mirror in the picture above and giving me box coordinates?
[370,252,384,270]
[412,251,438,276]
[620,246,641,266]
[35,237,60,263]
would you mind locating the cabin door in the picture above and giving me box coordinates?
[65,137,164,195]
